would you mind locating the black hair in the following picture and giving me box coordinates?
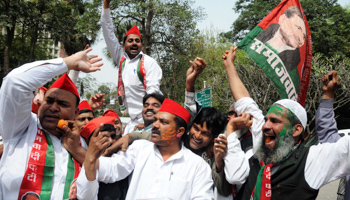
[79,109,94,116]
[193,107,227,138]
[88,124,116,141]
[173,115,188,141]
[285,6,303,20]
[100,124,116,132]
[143,92,165,105]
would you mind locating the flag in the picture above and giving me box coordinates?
[237,0,312,106]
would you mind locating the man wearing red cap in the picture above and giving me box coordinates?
[102,109,122,137]
[76,98,213,199]
[0,48,103,199]
[101,0,163,135]
[76,100,95,131]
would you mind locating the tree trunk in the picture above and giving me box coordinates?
[29,25,39,62]
[143,0,154,55]
[3,16,17,76]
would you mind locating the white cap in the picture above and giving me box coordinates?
[273,99,307,129]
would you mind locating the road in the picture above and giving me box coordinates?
[317,179,340,200]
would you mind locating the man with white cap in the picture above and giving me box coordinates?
[101,0,162,135]
[0,48,102,199]
[222,46,350,199]
[76,98,213,199]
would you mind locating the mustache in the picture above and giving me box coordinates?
[144,109,156,115]
[152,127,160,135]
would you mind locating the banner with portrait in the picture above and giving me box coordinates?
[237,0,312,106]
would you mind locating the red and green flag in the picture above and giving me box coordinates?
[238,0,312,106]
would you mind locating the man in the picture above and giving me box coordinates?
[0,48,102,199]
[102,109,123,137]
[124,92,165,134]
[222,46,350,200]
[80,115,128,200]
[76,98,214,199]
[32,86,47,114]
[76,100,95,131]
[101,0,162,134]
[256,6,306,71]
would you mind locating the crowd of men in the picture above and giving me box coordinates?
[0,1,350,200]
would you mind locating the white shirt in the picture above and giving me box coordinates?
[224,97,350,190]
[101,8,163,122]
[0,59,71,199]
[77,140,214,200]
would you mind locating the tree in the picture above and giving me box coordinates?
[222,0,350,58]
[0,0,102,85]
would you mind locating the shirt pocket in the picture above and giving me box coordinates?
[166,176,190,200]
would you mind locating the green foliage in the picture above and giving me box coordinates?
[222,0,350,58]
[0,0,102,85]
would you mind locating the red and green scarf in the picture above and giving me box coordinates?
[251,161,273,200]
[117,56,145,113]
[18,128,81,200]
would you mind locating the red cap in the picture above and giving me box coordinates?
[125,25,141,37]
[39,86,48,93]
[102,109,120,119]
[80,116,115,140]
[49,73,80,100]
[158,98,191,125]
[78,100,93,112]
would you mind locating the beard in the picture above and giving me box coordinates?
[254,129,295,165]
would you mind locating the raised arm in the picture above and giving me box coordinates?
[222,46,250,101]
[101,0,124,64]
[184,57,206,115]
[315,71,340,143]
[0,48,102,141]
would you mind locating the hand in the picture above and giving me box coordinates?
[88,93,105,110]
[61,120,86,164]
[214,134,228,172]
[222,46,237,67]
[102,134,133,157]
[321,71,339,99]
[133,123,145,131]
[186,57,206,92]
[226,113,252,137]
[86,124,111,162]
[103,0,111,9]
[64,48,103,73]
[61,120,81,152]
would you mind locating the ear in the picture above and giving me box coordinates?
[292,124,303,139]
[176,127,185,138]
[74,107,79,120]
[122,44,125,51]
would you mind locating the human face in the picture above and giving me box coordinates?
[227,108,237,121]
[262,105,293,150]
[151,112,179,146]
[76,112,94,131]
[123,34,143,59]
[38,88,78,137]
[142,97,162,126]
[189,122,213,150]
[114,117,122,136]
[279,13,306,49]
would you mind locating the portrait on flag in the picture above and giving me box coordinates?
[238,0,312,105]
